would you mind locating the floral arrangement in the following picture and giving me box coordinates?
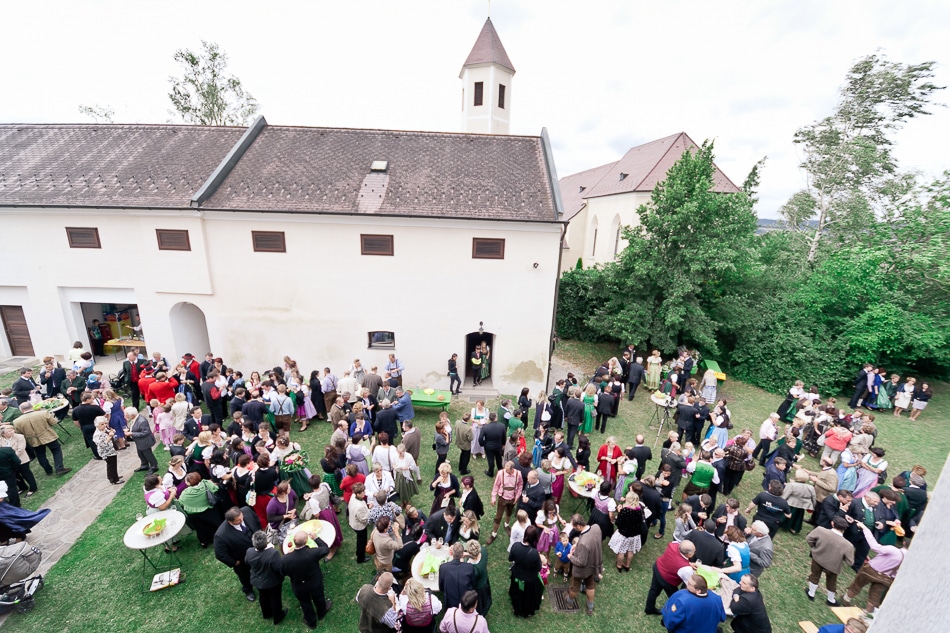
[283,450,310,473]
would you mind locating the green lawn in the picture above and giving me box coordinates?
[3,345,948,632]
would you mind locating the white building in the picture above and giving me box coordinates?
[0,22,565,397]
[559,132,740,272]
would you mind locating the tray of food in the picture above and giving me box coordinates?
[142,518,167,538]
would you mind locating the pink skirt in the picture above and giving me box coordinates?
[552,475,565,503]
[537,526,557,553]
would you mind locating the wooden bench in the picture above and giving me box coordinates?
[799,622,819,633]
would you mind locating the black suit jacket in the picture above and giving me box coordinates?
[462,488,485,519]
[40,367,67,395]
[815,496,841,529]
[438,559,475,609]
[596,392,614,415]
[518,483,546,522]
[183,418,201,442]
[280,539,330,585]
[627,363,645,385]
[676,405,699,431]
[424,509,459,545]
[640,485,663,526]
[478,422,507,451]
[245,545,284,589]
[686,529,726,567]
[632,445,652,479]
[711,505,747,539]
[563,397,584,427]
[213,519,256,568]
[374,407,399,440]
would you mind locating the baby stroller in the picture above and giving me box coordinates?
[0,541,43,614]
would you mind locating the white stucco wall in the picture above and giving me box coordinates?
[0,208,560,396]
[460,64,513,135]
[559,191,651,272]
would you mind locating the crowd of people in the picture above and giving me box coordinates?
[0,342,936,632]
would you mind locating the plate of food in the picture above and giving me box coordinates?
[143,518,167,538]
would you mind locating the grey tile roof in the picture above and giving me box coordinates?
[0,123,558,222]
[563,132,741,202]
[0,124,245,209]
[461,17,516,74]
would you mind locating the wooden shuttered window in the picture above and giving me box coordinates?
[474,82,484,106]
[65,227,101,249]
[252,231,286,253]
[472,237,505,259]
[360,234,394,256]
[156,229,191,251]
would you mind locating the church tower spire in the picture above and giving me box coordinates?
[460,17,515,134]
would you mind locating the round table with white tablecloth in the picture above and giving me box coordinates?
[410,542,453,592]
[280,519,337,554]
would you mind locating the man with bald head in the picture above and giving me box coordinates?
[281,529,331,628]
[645,540,696,615]
[356,571,400,633]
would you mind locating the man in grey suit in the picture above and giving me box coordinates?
[562,388,585,448]
[805,516,854,606]
[747,520,774,577]
[126,406,158,473]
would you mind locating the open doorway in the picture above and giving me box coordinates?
[464,331,495,388]
[78,302,141,360]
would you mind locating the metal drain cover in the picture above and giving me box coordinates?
[548,585,580,613]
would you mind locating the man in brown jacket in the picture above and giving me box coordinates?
[805,516,854,606]
[568,513,603,616]
[12,402,71,476]
[453,414,474,476]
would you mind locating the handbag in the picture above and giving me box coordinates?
[365,537,376,555]
[743,458,756,472]
[541,407,552,422]
[204,481,220,507]
[265,496,295,545]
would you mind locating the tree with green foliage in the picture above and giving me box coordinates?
[781,53,942,264]
[580,141,758,355]
[168,41,259,126]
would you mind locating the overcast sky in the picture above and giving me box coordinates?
[3,0,948,217]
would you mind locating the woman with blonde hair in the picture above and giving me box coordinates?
[429,462,459,515]
[465,538,492,615]
[893,377,916,416]
[609,491,645,572]
[459,510,480,542]
[102,389,127,448]
[646,350,663,391]
[672,502,696,542]
[398,577,442,633]
[581,383,597,435]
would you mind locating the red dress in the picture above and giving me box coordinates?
[596,444,623,484]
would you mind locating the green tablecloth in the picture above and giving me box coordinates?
[409,389,452,411]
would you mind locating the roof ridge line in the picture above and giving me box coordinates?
[631,132,688,191]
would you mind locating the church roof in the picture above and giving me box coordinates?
[562,132,741,203]
[0,122,559,222]
[558,162,617,221]
[461,17,515,75]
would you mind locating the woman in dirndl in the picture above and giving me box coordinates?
[392,443,420,506]
[700,368,718,404]
[534,499,565,559]
[548,446,571,503]
[581,384,596,435]
[470,400,488,461]
[346,433,371,476]
[609,491,644,572]
[645,350,663,391]
[304,474,342,560]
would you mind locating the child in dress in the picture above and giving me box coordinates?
[540,559,550,585]
[158,403,176,450]
[508,509,530,552]
[149,399,162,434]
[553,531,572,580]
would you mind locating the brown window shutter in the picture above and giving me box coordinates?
[65,227,101,249]
[360,234,394,256]
[156,229,191,251]
[252,231,286,253]
[474,82,484,106]
[472,238,505,259]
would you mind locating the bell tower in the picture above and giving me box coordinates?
[459,17,515,135]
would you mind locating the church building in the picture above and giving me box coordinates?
[0,18,564,398]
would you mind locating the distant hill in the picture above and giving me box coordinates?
[755,218,818,235]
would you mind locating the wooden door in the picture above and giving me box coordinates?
[0,306,34,357]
